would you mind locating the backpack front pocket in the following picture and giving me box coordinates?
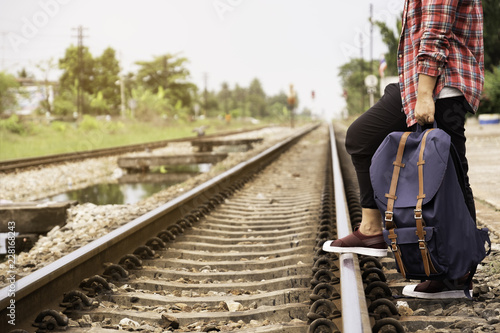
[383,226,447,279]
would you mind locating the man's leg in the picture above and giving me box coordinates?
[345,83,407,233]
[434,96,476,220]
[323,83,407,256]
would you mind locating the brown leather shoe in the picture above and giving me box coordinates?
[403,274,472,299]
[322,229,387,257]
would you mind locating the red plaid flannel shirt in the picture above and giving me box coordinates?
[398,0,484,127]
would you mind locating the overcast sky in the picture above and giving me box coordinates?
[0,0,403,119]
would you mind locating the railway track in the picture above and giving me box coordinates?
[2,123,498,332]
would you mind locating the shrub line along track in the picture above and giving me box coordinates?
[0,127,268,173]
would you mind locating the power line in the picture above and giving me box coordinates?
[203,72,208,116]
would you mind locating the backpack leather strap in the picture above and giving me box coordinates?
[415,129,438,276]
[388,229,406,277]
[385,131,411,228]
[385,131,411,277]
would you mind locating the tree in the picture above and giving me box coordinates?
[247,78,267,118]
[218,82,231,115]
[338,58,380,116]
[232,84,247,117]
[374,17,401,77]
[476,0,500,113]
[266,91,289,120]
[58,45,94,115]
[481,67,500,114]
[0,72,20,114]
[203,90,220,117]
[17,68,34,79]
[58,45,122,115]
[135,54,197,110]
[93,47,120,113]
[267,91,288,108]
[483,0,500,71]
[59,45,94,96]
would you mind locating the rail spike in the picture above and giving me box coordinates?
[309,283,340,302]
[145,236,167,250]
[308,318,340,333]
[157,229,176,242]
[307,299,341,321]
[133,245,156,259]
[32,309,68,331]
[372,317,406,333]
[102,263,129,282]
[60,290,97,311]
[368,298,400,321]
[79,275,112,295]
[119,254,143,270]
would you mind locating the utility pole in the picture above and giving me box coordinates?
[203,72,208,116]
[72,26,87,117]
[360,34,365,113]
[117,50,126,118]
[120,74,126,117]
[370,3,374,74]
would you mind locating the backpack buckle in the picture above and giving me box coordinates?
[385,211,393,222]
[414,209,423,220]
[418,239,426,250]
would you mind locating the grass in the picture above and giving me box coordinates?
[0,116,272,161]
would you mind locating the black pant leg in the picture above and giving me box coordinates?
[345,83,408,208]
[434,96,476,221]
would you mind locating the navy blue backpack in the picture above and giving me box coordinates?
[370,127,490,284]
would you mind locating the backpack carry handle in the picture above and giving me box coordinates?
[415,121,438,133]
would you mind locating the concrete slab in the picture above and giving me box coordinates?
[191,138,263,152]
[118,172,193,184]
[117,153,228,171]
[0,201,77,234]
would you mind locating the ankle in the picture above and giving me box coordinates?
[359,208,383,235]
[358,224,383,236]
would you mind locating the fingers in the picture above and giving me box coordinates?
[416,116,434,126]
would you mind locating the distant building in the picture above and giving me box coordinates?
[7,78,55,116]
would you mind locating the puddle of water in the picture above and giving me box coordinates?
[41,182,173,205]
[40,164,213,206]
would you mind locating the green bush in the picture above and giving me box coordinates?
[103,119,125,133]
[0,72,20,114]
[0,114,28,134]
[78,114,100,131]
[131,87,173,120]
[481,67,500,114]
[53,93,76,116]
[90,92,110,115]
[50,121,68,132]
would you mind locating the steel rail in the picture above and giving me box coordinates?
[0,123,319,330]
[0,126,268,172]
[329,123,372,333]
